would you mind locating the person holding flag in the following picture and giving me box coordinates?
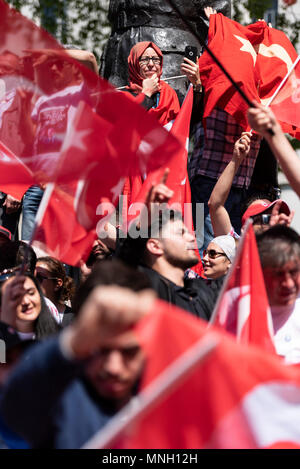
[122,40,201,214]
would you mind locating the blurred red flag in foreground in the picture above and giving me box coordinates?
[0,140,33,199]
[210,221,275,354]
[32,100,182,265]
[83,302,300,450]
[0,1,183,264]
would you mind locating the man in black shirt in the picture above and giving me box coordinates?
[118,209,218,321]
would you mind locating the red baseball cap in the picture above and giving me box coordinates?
[242,199,291,226]
[0,225,12,240]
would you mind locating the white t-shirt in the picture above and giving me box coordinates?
[272,296,300,364]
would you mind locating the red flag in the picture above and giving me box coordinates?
[126,86,194,221]
[32,100,182,265]
[199,13,261,129]
[122,86,204,274]
[199,13,299,135]
[84,302,300,449]
[210,221,275,353]
[268,57,300,137]
[33,183,97,265]
[0,0,101,189]
[0,140,33,199]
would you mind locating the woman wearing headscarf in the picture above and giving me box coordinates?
[123,41,201,212]
[202,235,236,280]
[125,41,181,126]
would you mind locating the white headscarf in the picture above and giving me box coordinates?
[212,235,236,263]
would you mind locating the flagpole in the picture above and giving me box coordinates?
[208,218,253,326]
[19,183,55,274]
[264,55,300,108]
[81,333,218,449]
[165,0,274,135]
[165,0,254,108]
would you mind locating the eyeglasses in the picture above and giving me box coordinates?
[36,273,57,283]
[203,249,227,260]
[139,56,161,65]
[252,214,271,225]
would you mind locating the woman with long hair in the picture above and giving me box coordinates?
[35,256,75,327]
[0,272,60,340]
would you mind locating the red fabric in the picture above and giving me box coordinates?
[88,301,300,449]
[199,13,300,136]
[211,223,275,354]
[122,87,203,275]
[199,14,261,130]
[127,41,180,126]
[33,183,98,266]
[0,140,33,200]
[33,99,182,265]
[269,59,300,135]
[0,0,100,188]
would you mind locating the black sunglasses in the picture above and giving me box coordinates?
[203,249,227,260]
[36,273,57,283]
[252,214,272,225]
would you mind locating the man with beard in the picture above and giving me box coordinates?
[0,260,154,448]
[118,209,217,321]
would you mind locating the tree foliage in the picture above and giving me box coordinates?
[6,0,110,60]
[232,0,300,48]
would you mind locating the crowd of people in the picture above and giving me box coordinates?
[0,5,299,449]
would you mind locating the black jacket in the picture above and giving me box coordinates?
[139,266,219,321]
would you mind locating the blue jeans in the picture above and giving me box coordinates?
[21,186,44,241]
[190,175,246,255]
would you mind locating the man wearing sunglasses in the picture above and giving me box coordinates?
[241,199,293,234]
[118,208,219,321]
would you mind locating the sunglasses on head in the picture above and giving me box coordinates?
[203,249,227,260]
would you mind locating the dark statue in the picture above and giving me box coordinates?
[100,0,279,195]
[100,0,231,101]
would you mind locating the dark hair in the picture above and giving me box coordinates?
[0,273,60,340]
[257,225,300,270]
[72,259,152,316]
[241,193,271,216]
[37,256,75,304]
[0,241,37,274]
[118,209,183,267]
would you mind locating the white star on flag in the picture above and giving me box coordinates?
[111,177,126,204]
[0,150,11,162]
[234,35,257,66]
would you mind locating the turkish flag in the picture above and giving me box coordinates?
[0,0,100,188]
[199,13,261,129]
[249,23,300,138]
[122,87,204,275]
[0,140,33,199]
[210,221,275,354]
[83,302,300,449]
[32,100,182,265]
[33,183,97,266]
[268,57,300,137]
[125,86,194,223]
[199,13,300,135]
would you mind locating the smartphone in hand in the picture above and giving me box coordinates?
[184,46,198,63]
